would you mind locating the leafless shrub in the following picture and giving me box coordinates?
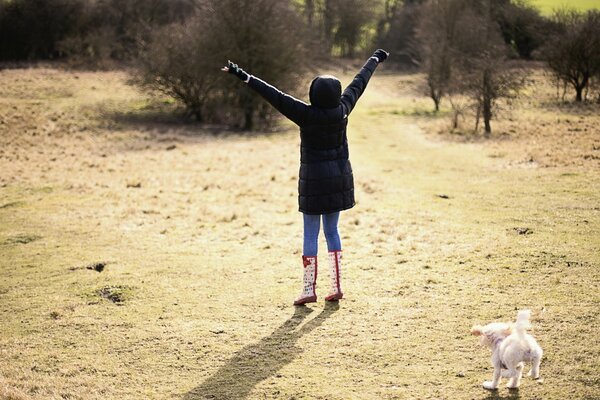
[136,19,216,122]
[447,96,473,131]
[0,0,193,64]
[495,0,550,60]
[0,0,85,61]
[137,0,313,130]
[542,9,600,102]
[298,0,383,57]
[379,0,424,66]
[419,0,526,135]
[454,4,527,136]
[417,0,466,111]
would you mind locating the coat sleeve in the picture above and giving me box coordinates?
[340,57,379,116]
[247,76,310,126]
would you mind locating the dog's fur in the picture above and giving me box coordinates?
[471,309,543,390]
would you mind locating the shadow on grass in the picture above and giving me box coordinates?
[481,389,521,400]
[538,100,600,117]
[98,99,290,139]
[369,108,450,119]
[99,101,226,136]
[183,303,339,400]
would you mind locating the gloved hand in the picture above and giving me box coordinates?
[371,49,389,63]
[222,60,250,82]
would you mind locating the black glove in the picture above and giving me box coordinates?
[226,60,250,82]
[372,49,389,63]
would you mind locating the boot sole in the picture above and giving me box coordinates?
[325,293,343,302]
[293,296,317,305]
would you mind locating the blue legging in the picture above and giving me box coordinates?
[303,212,341,256]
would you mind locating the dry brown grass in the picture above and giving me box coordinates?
[0,66,599,399]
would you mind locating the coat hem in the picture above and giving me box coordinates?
[298,203,355,215]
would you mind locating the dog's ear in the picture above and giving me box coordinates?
[470,325,483,336]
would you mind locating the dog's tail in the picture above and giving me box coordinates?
[515,309,532,336]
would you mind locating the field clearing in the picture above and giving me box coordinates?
[0,66,599,399]
[532,0,600,14]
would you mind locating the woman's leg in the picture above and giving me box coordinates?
[303,213,321,256]
[323,212,343,301]
[295,213,320,305]
[322,212,341,251]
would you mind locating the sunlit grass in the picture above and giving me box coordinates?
[532,0,600,15]
[0,66,599,399]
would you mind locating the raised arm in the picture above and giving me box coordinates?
[340,49,389,116]
[222,61,310,126]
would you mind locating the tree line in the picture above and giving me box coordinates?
[416,0,600,134]
[1,0,598,131]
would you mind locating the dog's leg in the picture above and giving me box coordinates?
[507,363,524,388]
[528,349,542,379]
[483,367,501,390]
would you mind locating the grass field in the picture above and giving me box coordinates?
[532,0,600,14]
[0,65,599,399]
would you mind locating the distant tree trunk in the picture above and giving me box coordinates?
[483,98,492,135]
[573,75,588,102]
[323,0,335,50]
[428,82,441,112]
[191,102,203,122]
[575,88,582,102]
[243,107,253,131]
[305,0,314,27]
[482,70,493,135]
[453,110,460,129]
[543,10,600,104]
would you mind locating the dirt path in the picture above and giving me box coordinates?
[1,69,599,399]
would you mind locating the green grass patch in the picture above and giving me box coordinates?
[96,285,135,305]
[532,0,600,15]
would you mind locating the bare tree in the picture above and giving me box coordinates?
[295,0,382,57]
[380,0,424,66]
[448,1,526,136]
[494,0,549,59]
[138,0,312,129]
[376,0,402,37]
[333,0,378,57]
[137,18,215,122]
[543,9,600,102]
[417,0,526,134]
[0,0,86,61]
[417,0,466,111]
[305,0,315,26]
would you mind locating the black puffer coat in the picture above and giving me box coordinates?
[247,58,379,214]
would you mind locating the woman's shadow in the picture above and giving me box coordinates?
[183,303,339,400]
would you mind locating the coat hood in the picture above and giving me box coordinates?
[309,75,341,109]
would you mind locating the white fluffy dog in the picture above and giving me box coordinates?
[471,309,543,390]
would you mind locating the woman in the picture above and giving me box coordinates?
[222,49,389,305]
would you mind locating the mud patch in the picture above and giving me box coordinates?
[70,261,110,272]
[126,181,142,188]
[86,261,108,272]
[97,285,134,304]
[513,227,533,235]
